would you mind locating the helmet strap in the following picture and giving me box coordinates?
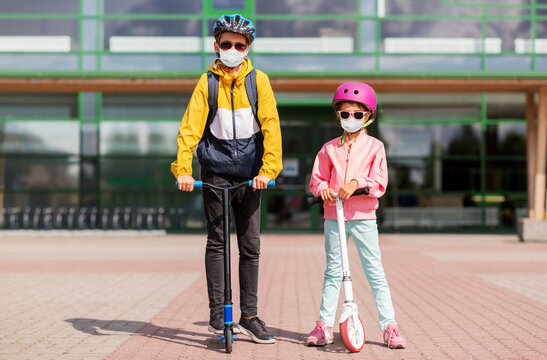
[339,131,348,146]
[361,111,375,128]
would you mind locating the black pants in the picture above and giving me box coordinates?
[202,167,261,318]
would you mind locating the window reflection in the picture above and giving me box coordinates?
[382,20,482,42]
[0,121,79,155]
[389,159,432,191]
[104,0,201,14]
[256,0,357,14]
[486,160,526,192]
[0,54,79,71]
[486,93,526,119]
[3,158,79,190]
[379,123,482,157]
[255,55,374,72]
[100,54,201,71]
[103,19,201,50]
[0,1,78,13]
[385,0,480,16]
[100,121,179,155]
[0,19,79,50]
[0,94,77,119]
[256,19,357,39]
[213,0,246,9]
[100,158,175,190]
[102,94,188,119]
[486,124,526,156]
[380,55,482,71]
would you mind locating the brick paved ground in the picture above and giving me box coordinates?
[0,233,546,360]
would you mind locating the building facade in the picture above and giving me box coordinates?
[1,0,545,232]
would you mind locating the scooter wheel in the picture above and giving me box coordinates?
[340,315,365,353]
[225,328,233,353]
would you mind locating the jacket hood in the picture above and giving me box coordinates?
[208,57,254,86]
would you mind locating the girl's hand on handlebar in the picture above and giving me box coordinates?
[321,188,335,203]
[338,180,359,200]
[177,175,195,192]
[252,174,271,191]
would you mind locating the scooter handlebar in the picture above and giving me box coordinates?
[192,180,275,189]
[307,187,370,206]
[176,179,275,190]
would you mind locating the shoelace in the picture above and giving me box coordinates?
[310,324,323,337]
[252,317,267,331]
[309,323,330,340]
[386,326,399,349]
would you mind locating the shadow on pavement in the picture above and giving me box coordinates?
[307,339,386,354]
[65,318,387,353]
[65,318,225,353]
[193,321,387,352]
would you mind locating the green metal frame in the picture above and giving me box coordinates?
[0,1,532,232]
[0,0,546,77]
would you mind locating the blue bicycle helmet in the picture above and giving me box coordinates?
[213,14,255,44]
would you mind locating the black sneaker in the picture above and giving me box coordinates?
[238,317,276,344]
[208,313,224,335]
[208,313,240,335]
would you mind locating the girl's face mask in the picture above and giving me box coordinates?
[338,110,373,133]
[340,117,364,133]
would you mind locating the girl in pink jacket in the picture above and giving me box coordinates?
[306,82,406,349]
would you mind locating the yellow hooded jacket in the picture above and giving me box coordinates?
[171,58,283,179]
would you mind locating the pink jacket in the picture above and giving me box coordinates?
[309,131,388,221]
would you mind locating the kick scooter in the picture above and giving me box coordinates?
[308,187,369,353]
[178,179,275,353]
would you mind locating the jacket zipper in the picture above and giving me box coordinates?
[230,79,237,174]
[343,142,353,185]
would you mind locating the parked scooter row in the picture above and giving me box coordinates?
[0,207,171,231]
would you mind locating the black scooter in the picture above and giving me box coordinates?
[179,179,275,353]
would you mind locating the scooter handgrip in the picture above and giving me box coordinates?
[353,187,370,196]
[175,181,202,189]
[307,187,370,206]
[247,179,276,187]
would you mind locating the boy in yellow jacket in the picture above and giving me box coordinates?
[171,14,282,344]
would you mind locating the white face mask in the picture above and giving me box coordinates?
[218,48,247,68]
[340,118,363,133]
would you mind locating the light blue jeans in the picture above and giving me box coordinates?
[319,219,395,331]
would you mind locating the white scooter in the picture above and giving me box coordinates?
[309,187,369,353]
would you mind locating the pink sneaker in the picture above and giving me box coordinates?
[383,323,406,349]
[306,320,333,346]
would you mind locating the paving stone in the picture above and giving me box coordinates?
[0,233,545,359]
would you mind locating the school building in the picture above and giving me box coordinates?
[1,0,546,234]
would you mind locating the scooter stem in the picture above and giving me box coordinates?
[335,196,354,303]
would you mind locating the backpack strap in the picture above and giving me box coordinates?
[244,68,260,128]
[206,71,219,129]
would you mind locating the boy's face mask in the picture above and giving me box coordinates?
[218,48,247,68]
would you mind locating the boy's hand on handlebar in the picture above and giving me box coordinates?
[321,189,335,203]
[252,174,271,190]
[177,175,194,191]
[338,180,359,200]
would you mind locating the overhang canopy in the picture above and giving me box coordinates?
[2,77,547,93]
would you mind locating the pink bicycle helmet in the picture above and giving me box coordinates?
[332,82,377,111]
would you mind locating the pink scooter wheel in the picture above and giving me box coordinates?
[340,316,365,353]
